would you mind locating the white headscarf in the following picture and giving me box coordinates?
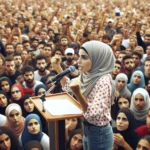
[80,40,115,99]
[130,88,150,121]
[115,73,131,98]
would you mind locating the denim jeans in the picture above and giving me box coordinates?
[83,123,114,150]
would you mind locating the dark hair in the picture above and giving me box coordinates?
[102,34,111,41]
[145,34,150,38]
[137,136,150,146]
[13,53,22,57]
[51,48,64,57]
[35,55,47,64]
[5,43,14,48]
[115,60,122,66]
[144,57,150,65]
[22,65,34,74]
[24,140,44,150]
[5,56,14,62]
[122,55,133,64]
[0,126,21,150]
[22,40,30,45]
[66,129,83,150]
[132,51,142,59]
[44,44,52,48]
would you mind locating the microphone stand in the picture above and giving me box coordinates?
[40,79,61,112]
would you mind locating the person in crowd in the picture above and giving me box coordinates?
[115,73,131,98]
[4,103,25,138]
[0,126,24,150]
[20,94,37,117]
[122,55,135,83]
[19,113,49,150]
[111,95,130,122]
[135,108,150,136]
[51,40,115,150]
[113,108,140,150]
[66,129,83,150]
[22,65,43,91]
[13,53,23,71]
[10,83,25,104]
[144,57,150,85]
[24,140,44,150]
[136,136,150,150]
[34,55,50,81]
[65,118,83,142]
[111,60,122,80]
[0,56,21,84]
[34,84,48,96]
[0,90,10,115]
[127,70,145,94]
[0,77,12,99]
[130,88,150,128]
[63,48,79,79]
[41,72,63,94]
[132,51,144,71]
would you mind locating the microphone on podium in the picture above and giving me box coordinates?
[46,65,76,84]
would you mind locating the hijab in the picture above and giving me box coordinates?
[4,103,25,138]
[115,73,131,98]
[127,70,145,94]
[11,84,25,104]
[0,90,10,115]
[0,77,12,98]
[130,88,150,121]
[24,140,43,150]
[34,84,48,96]
[20,94,37,117]
[113,108,140,150]
[80,41,115,99]
[21,113,43,146]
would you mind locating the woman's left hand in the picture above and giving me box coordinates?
[114,133,126,147]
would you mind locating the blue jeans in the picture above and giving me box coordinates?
[83,123,114,150]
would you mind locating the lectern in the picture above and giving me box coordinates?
[30,92,83,150]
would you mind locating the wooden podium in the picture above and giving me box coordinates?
[30,92,83,150]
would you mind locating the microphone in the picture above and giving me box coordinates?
[47,65,76,84]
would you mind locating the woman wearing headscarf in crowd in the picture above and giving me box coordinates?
[19,113,49,150]
[34,84,48,96]
[51,41,115,150]
[113,108,140,150]
[0,77,12,99]
[20,94,48,134]
[127,70,145,94]
[130,88,150,128]
[0,90,10,115]
[20,94,37,117]
[11,83,34,104]
[10,83,25,104]
[66,129,84,150]
[115,73,131,98]
[111,95,130,126]
[0,126,24,150]
[3,103,25,138]
[136,136,150,150]
[24,140,44,150]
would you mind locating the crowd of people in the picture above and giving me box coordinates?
[0,0,150,149]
